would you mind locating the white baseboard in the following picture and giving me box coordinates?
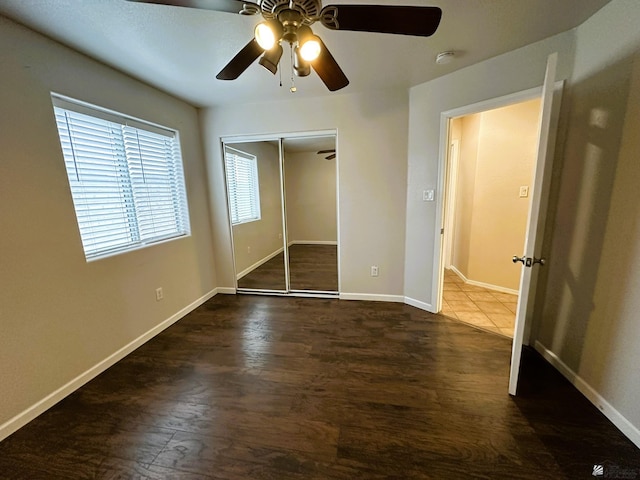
[340,293,405,303]
[236,247,284,280]
[288,240,338,246]
[0,288,218,442]
[534,341,640,449]
[339,293,436,313]
[216,287,237,294]
[404,296,435,313]
[449,266,519,295]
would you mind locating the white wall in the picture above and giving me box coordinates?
[0,17,216,436]
[201,90,409,299]
[404,30,576,309]
[284,151,337,244]
[534,0,640,444]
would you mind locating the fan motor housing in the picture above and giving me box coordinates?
[260,0,321,24]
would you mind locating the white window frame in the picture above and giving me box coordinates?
[51,93,191,261]
[224,147,261,225]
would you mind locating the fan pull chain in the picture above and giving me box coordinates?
[289,44,297,93]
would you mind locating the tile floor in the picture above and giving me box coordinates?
[441,269,518,338]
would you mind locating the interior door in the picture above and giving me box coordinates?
[508,53,562,395]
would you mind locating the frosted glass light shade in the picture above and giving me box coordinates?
[255,23,276,50]
[299,36,321,61]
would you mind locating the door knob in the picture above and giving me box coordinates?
[513,255,546,267]
[512,255,526,264]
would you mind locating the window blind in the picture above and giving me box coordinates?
[224,148,261,225]
[52,96,190,260]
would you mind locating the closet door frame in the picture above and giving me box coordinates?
[221,129,340,297]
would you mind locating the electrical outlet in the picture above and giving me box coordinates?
[371,265,379,277]
[247,246,251,254]
[278,233,282,239]
[155,287,163,301]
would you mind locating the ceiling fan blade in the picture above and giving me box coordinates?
[216,39,264,80]
[311,38,349,92]
[320,5,442,37]
[126,0,255,15]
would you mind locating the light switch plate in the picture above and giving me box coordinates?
[423,189,435,202]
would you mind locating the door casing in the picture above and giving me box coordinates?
[433,60,564,395]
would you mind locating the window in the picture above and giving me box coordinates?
[224,147,261,225]
[52,94,191,260]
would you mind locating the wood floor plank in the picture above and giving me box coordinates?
[1,294,638,479]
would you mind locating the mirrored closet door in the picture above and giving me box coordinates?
[225,140,286,292]
[282,137,338,293]
[223,133,339,295]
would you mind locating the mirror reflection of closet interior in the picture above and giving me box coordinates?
[283,136,338,293]
[226,140,286,292]
[223,134,338,295]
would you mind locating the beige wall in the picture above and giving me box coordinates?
[452,100,540,291]
[0,17,216,432]
[408,0,640,445]
[451,114,481,278]
[201,90,409,298]
[227,142,284,276]
[535,0,640,439]
[284,151,337,244]
[405,29,576,309]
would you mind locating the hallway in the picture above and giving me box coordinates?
[442,269,517,337]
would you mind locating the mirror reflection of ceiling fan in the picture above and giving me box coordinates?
[128,0,442,92]
[317,149,336,160]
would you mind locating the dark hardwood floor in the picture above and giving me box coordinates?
[288,244,338,292]
[237,252,287,290]
[238,244,338,292]
[1,295,638,479]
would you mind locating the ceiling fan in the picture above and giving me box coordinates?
[128,0,442,92]
[317,149,336,160]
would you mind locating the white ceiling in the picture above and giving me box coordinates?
[0,0,612,108]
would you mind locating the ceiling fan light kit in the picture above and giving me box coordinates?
[296,26,321,62]
[258,43,284,74]
[293,46,311,76]
[128,0,442,92]
[254,20,282,50]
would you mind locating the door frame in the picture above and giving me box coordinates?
[221,129,341,297]
[443,138,460,269]
[432,87,545,315]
